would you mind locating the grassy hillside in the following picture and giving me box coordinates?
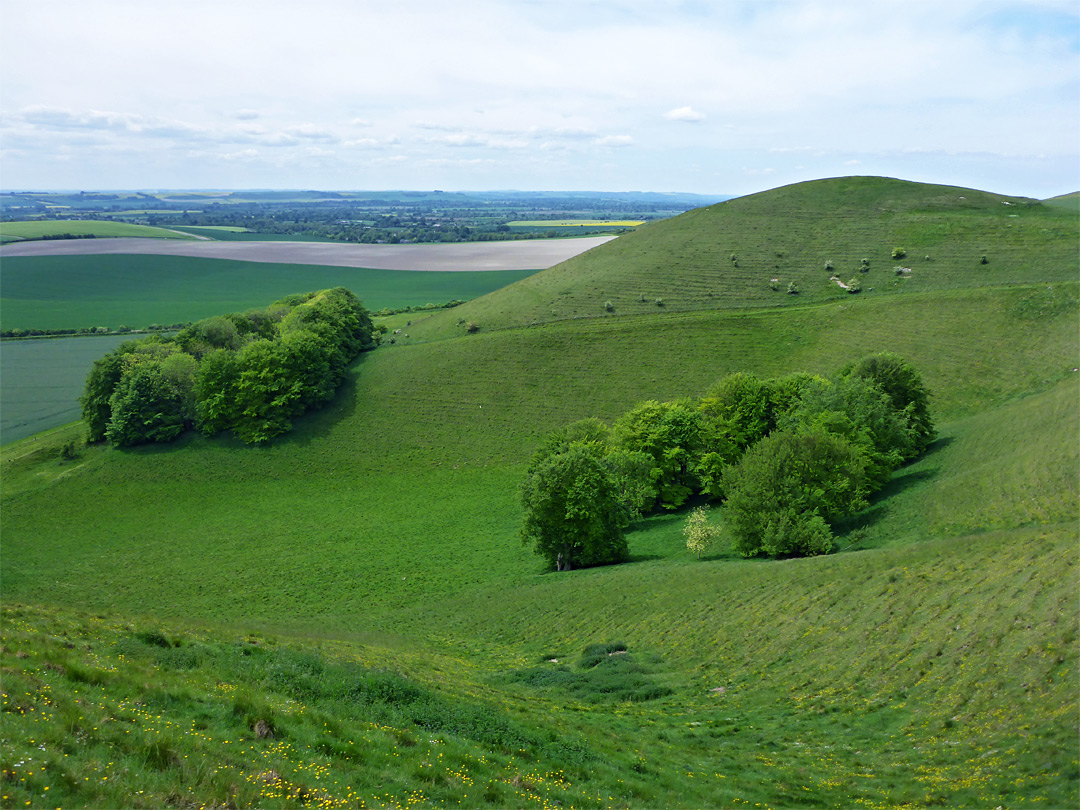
[0,220,195,244]
[2,177,1076,808]
[402,176,1078,342]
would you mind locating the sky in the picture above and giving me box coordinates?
[1,0,1077,197]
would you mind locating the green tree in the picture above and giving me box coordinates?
[193,349,241,436]
[520,444,628,570]
[81,349,131,442]
[613,400,705,510]
[684,506,722,559]
[698,371,774,452]
[778,374,918,489]
[104,362,189,446]
[841,353,935,456]
[722,428,868,558]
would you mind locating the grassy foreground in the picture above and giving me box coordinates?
[1,178,1076,808]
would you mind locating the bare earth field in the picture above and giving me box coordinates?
[0,235,616,271]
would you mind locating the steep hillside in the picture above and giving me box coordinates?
[400,176,1078,342]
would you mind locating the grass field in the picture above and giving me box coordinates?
[168,226,346,242]
[1,177,1076,808]
[0,255,541,331]
[0,220,195,244]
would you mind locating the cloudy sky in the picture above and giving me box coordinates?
[1,0,1076,196]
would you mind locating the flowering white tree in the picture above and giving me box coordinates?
[684,506,721,559]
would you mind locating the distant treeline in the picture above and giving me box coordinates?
[81,287,376,446]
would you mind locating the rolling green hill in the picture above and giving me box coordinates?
[1,177,1076,809]
[402,176,1078,342]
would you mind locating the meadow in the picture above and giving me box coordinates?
[0,220,193,244]
[1,177,1076,809]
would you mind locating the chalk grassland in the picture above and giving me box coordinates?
[1,281,1076,808]
[0,255,543,331]
[403,177,1078,342]
[1,179,1076,808]
[0,219,196,244]
[3,284,1076,622]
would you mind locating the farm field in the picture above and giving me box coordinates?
[507,219,645,227]
[0,233,616,269]
[0,219,196,244]
[0,334,138,444]
[2,177,1076,809]
[0,255,546,332]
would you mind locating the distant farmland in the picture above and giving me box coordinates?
[0,219,195,244]
[0,254,546,331]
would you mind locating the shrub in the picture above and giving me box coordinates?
[604,300,614,312]
[466,321,479,333]
[980,255,989,264]
[787,282,799,294]
[824,260,834,271]
[891,247,906,259]
[769,278,780,291]
[846,278,861,293]
[655,298,664,307]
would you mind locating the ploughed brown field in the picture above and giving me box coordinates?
[0,235,617,271]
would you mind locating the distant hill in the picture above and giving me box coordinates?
[1043,191,1079,210]
[404,176,1078,341]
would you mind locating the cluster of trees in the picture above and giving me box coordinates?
[520,353,935,568]
[81,288,376,446]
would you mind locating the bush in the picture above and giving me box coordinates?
[684,506,721,559]
[891,247,906,259]
[603,300,614,312]
[846,278,861,293]
[466,321,479,333]
[722,428,869,558]
[787,281,799,294]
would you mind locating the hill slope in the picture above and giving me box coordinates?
[1,176,1076,809]
[401,176,1078,342]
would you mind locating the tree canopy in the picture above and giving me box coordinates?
[81,287,376,446]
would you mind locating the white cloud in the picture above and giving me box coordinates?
[0,0,1075,193]
[595,135,634,147]
[664,106,705,123]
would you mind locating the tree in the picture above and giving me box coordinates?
[698,372,774,452]
[841,352,935,456]
[520,444,628,570]
[104,362,188,446]
[778,374,918,489]
[613,400,705,510]
[684,506,721,559]
[81,348,132,442]
[721,428,868,558]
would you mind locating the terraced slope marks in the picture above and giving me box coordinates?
[403,176,1078,342]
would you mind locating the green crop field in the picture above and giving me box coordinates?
[2,177,1077,809]
[0,334,138,445]
[0,219,195,244]
[0,254,541,331]
[168,226,345,242]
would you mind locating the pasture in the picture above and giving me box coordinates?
[1,177,1076,809]
[507,219,645,227]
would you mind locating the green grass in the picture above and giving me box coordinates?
[403,176,1078,342]
[2,177,1077,808]
[0,220,195,243]
[0,255,541,331]
[167,226,345,242]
